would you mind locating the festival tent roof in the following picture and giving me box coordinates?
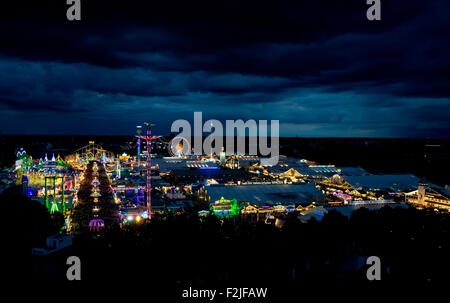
[153,157,219,173]
[309,165,339,176]
[344,174,421,192]
[337,166,370,176]
[280,168,304,178]
[322,174,354,188]
[206,183,325,205]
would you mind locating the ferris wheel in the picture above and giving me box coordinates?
[168,137,190,157]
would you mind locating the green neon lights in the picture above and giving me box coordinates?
[50,202,59,214]
[45,175,66,215]
[210,196,240,217]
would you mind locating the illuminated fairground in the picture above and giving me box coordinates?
[14,142,119,232]
[15,148,79,231]
[11,134,450,236]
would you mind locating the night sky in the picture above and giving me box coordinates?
[0,0,449,137]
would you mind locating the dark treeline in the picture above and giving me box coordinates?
[1,194,64,282]
[7,194,448,296]
[78,207,449,288]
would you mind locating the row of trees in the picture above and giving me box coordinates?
[69,205,449,290]
[6,182,448,292]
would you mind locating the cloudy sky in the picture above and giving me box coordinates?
[0,0,449,137]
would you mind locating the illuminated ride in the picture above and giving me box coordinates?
[137,122,158,219]
[44,175,66,214]
[198,210,210,217]
[70,141,114,163]
[168,137,190,157]
[15,148,33,172]
[89,219,105,232]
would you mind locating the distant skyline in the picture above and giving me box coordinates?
[0,0,449,137]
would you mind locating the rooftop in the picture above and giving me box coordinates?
[206,183,325,205]
[345,174,421,192]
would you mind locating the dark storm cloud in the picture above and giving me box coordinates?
[0,0,449,136]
